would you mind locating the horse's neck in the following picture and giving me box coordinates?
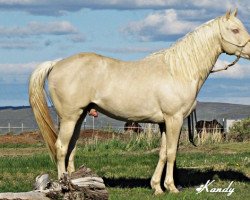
[162,18,222,83]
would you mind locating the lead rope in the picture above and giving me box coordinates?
[188,110,197,147]
[210,55,240,73]
[211,38,250,73]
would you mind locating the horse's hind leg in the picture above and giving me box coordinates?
[66,111,87,174]
[56,112,82,179]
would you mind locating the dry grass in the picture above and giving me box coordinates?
[197,129,223,145]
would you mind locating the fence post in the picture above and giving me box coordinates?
[21,123,24,132]
[83,118,86,130]
[146,123,152,139]
[8,123,10,132]
[92,116,95,132]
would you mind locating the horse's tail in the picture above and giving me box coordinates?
[29,60,59,162]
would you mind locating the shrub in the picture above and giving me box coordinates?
[228,118,250,142]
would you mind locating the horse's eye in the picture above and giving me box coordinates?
[232,28,239,34]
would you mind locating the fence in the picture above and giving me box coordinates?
[1,119,235,135]
[0,121,159,134]
[0,123,36,134]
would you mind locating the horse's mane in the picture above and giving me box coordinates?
[148,17,222,80]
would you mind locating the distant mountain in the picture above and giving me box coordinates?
[0,102,250,133]
[0,106,30,110]
[196,102,250,121]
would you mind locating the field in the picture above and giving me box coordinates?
[0,131,249,200]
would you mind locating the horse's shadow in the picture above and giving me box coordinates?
[103,167,250,189]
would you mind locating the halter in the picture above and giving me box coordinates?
[211,19,250,73]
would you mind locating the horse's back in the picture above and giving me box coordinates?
[53,52,120,73]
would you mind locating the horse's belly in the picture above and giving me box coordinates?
[95,100,164,123]
[106,111,165,123]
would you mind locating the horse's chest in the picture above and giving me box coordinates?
[159,87,197,116]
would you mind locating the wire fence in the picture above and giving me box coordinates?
[0,123,229,135]
[0,121,160,135]
[0,123,36,134]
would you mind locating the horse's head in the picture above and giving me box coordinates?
[219,9,250,60]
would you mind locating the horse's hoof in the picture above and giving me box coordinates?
[154,189,164,195]
[164,182,179,193]
[170,188,179,193]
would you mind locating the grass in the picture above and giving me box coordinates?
[0,135,249,200]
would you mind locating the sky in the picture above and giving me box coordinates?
[0,0,250,106]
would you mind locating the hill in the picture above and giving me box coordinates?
[196,102,250,121]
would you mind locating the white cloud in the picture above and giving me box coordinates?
[0,21,77,37]
[0,0,182,15]
[0,58,64,84]
[0,62,38,84]
[122,9,199,41]
[0,62,38,74]
[119,2,249,41]
[0,1,248,42]
[0,39,35,49]
[69,33,86,43]
[0,21,82,50]
[0,0,244,15]
[211,59,250,79]
[191,0,234,10]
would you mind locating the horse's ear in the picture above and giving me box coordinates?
[225,9,231,20]
[232,8,238,17]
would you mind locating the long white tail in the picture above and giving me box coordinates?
[29,61,58,162]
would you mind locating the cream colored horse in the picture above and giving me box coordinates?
[29,9,250,195]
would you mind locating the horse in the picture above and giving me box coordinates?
[196,119,224,141]
[29,9,250,195]
[124,121,143,133]
[196,119,224,136]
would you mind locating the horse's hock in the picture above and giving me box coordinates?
[0,165,109,200]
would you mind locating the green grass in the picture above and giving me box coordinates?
[0,138,249,199]
[0,142,45,148]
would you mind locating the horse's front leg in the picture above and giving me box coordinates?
[151,124,166,195]
[164,114,183,193]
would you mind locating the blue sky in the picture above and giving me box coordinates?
[0,0,250,106]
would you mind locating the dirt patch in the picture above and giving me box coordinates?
[0,129,128,144]
[79,130,128,141]
[0,130,130,156]
[0,131,43,144]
